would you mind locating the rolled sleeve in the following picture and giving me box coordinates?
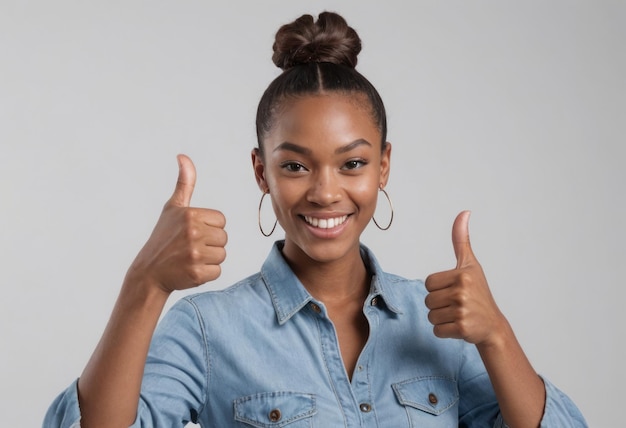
[43,379,82,428]
[539,376,588,427]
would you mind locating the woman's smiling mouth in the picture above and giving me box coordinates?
[303,215,349,229]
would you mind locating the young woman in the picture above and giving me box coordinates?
[45,12,586,427]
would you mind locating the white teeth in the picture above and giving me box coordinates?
[304,215,348,229]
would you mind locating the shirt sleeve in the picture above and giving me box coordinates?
[42,380,82,428]
[133,296,210,426]
[456,342,587,427]
[538,375,588,427]
[42,297,209,428]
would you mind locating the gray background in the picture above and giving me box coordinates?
[1,1,624,427]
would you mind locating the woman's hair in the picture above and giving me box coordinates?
[255,11,388,155]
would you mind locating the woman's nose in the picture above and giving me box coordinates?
[306,170,342,206]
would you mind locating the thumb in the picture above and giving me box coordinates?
[169,154,196,207]
[452,210,475,268]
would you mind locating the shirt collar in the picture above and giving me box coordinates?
[260,241,403,325]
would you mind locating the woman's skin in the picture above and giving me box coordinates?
[77,92,545,428]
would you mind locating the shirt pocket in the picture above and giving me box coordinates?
[392,376,459,422]
[234,391,317,428]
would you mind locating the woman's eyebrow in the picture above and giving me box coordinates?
[273,141,311,155]
[273,139,372,155]
[335,139,372,154]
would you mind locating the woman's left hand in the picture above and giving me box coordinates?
[424,211,507,346]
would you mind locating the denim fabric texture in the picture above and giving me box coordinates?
[44,241,587,427]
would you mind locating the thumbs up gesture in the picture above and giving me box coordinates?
[425,211,505,346]
[126,154,228,294]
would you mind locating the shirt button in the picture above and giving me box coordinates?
[429,393,438,405]
[268,408,281,422]
[370,297,379,306]
[359,403,372,413]
[310,303,321,313]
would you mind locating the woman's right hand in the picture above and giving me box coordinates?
[126,154,228,295]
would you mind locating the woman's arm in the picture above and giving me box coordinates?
[425,211,544,427]
[474,318,546,427]
[77,155,227,428]
[78,275,170,428]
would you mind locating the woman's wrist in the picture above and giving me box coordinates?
[120,268,172,312]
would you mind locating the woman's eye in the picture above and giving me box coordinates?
[282,162,306,172]
[342,160,367,170]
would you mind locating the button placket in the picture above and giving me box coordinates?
[354,298,378,422]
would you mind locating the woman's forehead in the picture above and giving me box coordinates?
[266,93,381,146]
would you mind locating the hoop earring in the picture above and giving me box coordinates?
[372,187,394,231]
[258,192,278,237]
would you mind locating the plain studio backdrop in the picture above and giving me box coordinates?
[1,1,624,427]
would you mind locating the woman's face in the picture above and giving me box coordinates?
[253,93,391,267]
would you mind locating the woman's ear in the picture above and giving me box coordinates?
[251,148,269,192]
[380,142,392,187]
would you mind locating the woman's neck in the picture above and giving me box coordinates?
[281,243,371,304]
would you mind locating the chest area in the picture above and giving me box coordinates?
[201,305,462,427]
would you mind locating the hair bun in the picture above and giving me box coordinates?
[272,12,362,70]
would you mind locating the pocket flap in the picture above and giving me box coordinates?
[234,391,316,427]
[392,376,459,416]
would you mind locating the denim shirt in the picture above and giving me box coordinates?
[45,241,587,427]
